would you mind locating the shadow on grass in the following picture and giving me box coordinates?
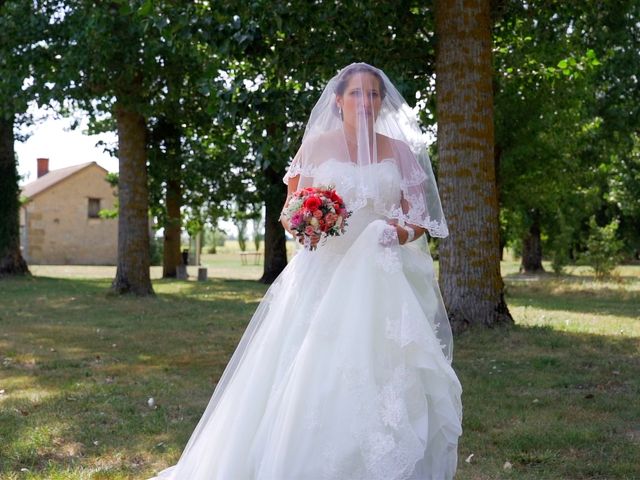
[0,275,268,477]
[1,276,639,479]
[453,323,640,479]
[504,275,640,319]
[504,268,640,282]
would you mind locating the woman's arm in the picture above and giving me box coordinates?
[280,175,320,247]
[393,196,426,245]
[280,175,300,237]
[395,223,425,245]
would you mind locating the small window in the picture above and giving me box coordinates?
[88,198,101,218]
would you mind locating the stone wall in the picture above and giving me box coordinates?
[22,165,118,265]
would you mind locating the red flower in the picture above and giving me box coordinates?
[303,196,322,211]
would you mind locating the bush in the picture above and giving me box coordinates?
[578,216,624,279]
[205,228,226,254]
[549,224,573,275]
[149,234,163,266]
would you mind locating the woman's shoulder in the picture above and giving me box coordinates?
[376,134,413,159]
[304,129,343,146]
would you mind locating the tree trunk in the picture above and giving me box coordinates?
[111,102,154,295]
[435,0,513,331]
[163,176,182,277]
[495,144,506,261]
[520,218,544,273]
[259,167,287,284]
[0,113,29,277]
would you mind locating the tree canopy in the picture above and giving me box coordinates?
[2,0,637,291]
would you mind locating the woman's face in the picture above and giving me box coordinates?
[337,72,382,129]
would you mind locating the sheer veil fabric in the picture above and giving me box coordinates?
[150,63,462,480]
[284,63,448,238]
[283,63,453,361]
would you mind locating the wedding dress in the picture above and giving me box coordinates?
[151,159,463,480]
[152,62,463,479]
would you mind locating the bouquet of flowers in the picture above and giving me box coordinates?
[282,186,351,250]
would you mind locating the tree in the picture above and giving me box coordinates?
[49,1,224,293]
[252,214,263,251]
[0,114,29,276]
[435,0,513,330]
[45,1,159,294]
[111,100,153,295]
[145,6,227,278]
[216,0,434,283]
[148,118,183,277]
[492,1,640,272]
[579,216,624,278]
[0,1,48,276]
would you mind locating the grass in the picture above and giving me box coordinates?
[0,257,638,479]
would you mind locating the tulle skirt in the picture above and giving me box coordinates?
[151,217,463,480]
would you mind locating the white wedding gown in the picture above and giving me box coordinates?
[152,161,463,480]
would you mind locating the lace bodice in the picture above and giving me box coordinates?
[306,160,403,253]
[313,159,403,210]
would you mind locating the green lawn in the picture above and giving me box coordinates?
[0,259,638,479]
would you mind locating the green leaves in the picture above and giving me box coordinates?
[578,216,625,278]
[495,1,639,265]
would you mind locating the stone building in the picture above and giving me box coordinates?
[20,158,118,265]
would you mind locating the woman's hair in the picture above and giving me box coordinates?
[334,63,387,99]
[331,63,387,118]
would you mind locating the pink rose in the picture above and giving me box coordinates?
[313,209,323,219]
[290,212,303,228]
[304,226,315,236]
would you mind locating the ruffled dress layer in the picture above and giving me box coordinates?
[152,162,463,480]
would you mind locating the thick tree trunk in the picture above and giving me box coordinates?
[435,0,513,331]
[163,176,182,277]
[0,113,29,277]
[520,218,544,273]
[259,167,287,284]
[495,144,506,261]
[111,102,154,295]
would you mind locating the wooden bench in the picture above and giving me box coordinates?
[240,251,262,265]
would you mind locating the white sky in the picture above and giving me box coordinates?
[14,106,241,236]
[15,112,118,185]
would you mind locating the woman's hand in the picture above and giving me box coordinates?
[395,225,409,245]
[384,221,422,245]
[282,215,321,249]
[385,221,409,245]
[299,232,321,248]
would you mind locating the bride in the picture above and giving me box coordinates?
[151,63,463,480]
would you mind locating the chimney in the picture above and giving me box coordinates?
[37,158,49,178]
